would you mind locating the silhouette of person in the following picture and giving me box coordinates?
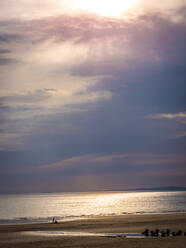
[151,229,159,237]
[142,229,149,237]
[165,229,170,237]
[172,230,182,236]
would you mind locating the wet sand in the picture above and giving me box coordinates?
[0,213,186,248]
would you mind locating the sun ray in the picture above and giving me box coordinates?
[66,0,137,17]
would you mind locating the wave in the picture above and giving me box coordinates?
[1,210,186,225]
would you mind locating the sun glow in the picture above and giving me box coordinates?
[68,0,137,17]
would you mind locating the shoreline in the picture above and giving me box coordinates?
[1,211,186,226]
[0,213,186,247]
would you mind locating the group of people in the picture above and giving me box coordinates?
[142,229,185,237]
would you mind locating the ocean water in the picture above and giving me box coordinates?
[0,191,186,224]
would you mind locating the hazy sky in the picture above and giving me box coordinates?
[0,0,186,193]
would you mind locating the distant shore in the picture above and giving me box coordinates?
[0,213,186,248]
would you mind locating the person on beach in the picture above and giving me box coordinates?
[52,217,58,224]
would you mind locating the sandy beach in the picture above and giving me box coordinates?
[0,213,186,248]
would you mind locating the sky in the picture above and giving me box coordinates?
[0,0,186,193]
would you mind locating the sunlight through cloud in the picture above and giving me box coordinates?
[66,0,137,17]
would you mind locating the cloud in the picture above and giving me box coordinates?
[0,34,20,66]
[0,0,64,21]
[0,4,186,192]
[0,58,18,65]
[175,131,186,138]
[0,86,111,151]
[0,88,111,116]
[151,112,186,119]
[0,49,11,54]
[1,151,185,193]
[0,33,20,43]
[38,152,186,176]
[149,112,186,139]
[0,133,24,151]
[1,0,185,21]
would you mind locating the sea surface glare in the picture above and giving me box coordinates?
[0,191,186,224]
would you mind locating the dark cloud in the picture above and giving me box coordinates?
[0,47,17,65]
[68,13,186,113]
[0,49,11,54]
[0,57,18,65]
[0,33,20,43]
[22,10,186,59]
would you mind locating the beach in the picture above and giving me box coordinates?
[0,213,186,248]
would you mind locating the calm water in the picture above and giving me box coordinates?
[0,191,186,224]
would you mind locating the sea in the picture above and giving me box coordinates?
[0,191,186,225]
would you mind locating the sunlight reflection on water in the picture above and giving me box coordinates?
[0,191,186,224]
